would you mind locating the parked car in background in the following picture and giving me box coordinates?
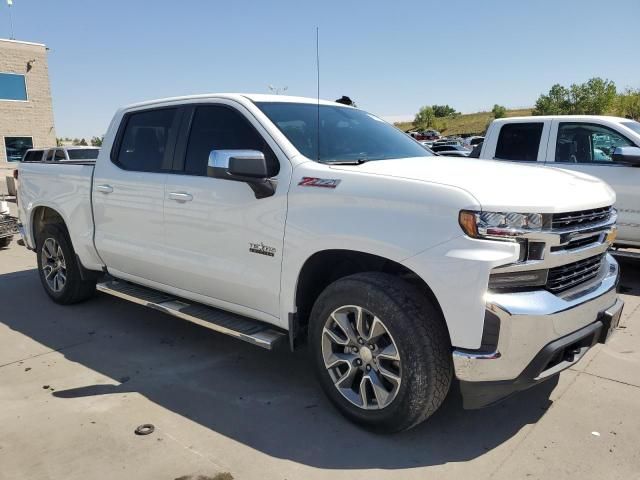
[17,94,623,432]
[463,136,485,150]
[21,149,46,163]
[22,146,101,163]
[430,144,470,156]
[409,130,441,141]
[0,198,18,248]
[480,116,640,251]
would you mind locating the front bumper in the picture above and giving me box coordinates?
[453,253,623,408]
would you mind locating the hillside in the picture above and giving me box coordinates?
[394,108,533,136]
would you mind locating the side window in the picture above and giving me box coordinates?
[45,149,54,162]
[555,122,634,164]
[54,149,66,161]
[495,123,544,161]
[115,108,178,172]
[183,105,279,177]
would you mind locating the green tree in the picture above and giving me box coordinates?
[533,78,617,115]
[491,104,507,119]
[616,88,640,120]
[56,137,63,147]
[78,138,88,146]
[431,104,458,118]
[413,106,436,129]
[91,136,103,147]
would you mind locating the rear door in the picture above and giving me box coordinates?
[161,100,290,318]
[93,106,181,281]
[545,120,640,245]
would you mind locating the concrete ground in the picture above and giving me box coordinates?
[1,203,639,480]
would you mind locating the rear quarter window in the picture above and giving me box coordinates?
[495,123,544,161]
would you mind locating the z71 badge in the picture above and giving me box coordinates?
[298,177,341,188]
[249,242,276,257]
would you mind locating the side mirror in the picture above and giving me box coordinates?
[612,146,640,166]
[207,150,276,199]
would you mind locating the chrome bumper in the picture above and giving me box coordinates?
[453,253,621,383]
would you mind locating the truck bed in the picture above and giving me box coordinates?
[17,161,104,270]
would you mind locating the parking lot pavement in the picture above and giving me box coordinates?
[1,223,639,479]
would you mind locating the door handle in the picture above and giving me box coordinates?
[168,192,193,202]
[96,184,113,194]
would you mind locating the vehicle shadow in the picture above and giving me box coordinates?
[0,269,570,470]
[616,256,640,297]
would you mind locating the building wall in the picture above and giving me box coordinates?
[0,39,56,167]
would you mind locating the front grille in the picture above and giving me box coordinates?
[546,254,605,293]
[550,234,601,252]
[551,207,612,230]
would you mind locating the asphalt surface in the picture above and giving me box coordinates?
[1,202,639,479]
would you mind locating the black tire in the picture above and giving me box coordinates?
[36,224,96,304]
[309,272,452,433]
[0,236,11,248]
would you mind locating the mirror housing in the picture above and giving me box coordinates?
[612,146,640,166]
[208,150,276,198]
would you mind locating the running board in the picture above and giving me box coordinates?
[96,279,287,350]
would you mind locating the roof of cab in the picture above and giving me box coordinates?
[492,115,630,123]
[120,93,346,111]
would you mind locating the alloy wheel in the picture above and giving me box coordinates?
[41,237,67,292]
[321,305,402,410]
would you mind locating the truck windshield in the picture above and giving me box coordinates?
[67,149,100,160]
[621,121,640,135]
[256,102,433,163]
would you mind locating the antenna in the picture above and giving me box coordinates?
[316,26,320,161]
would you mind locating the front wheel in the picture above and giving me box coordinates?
[309,272,453,433]
[36,224,96,304]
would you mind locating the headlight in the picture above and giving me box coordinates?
[459,210,544,241]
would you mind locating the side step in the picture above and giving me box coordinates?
[96,279,287,350]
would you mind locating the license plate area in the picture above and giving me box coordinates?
[599,299,624,344]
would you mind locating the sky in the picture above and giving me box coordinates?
[1,0,639,138]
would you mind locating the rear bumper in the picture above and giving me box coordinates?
[453,253,623,408]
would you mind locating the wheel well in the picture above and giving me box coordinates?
[32,206,66,242]
[294,250,445,342]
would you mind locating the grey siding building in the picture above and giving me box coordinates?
[0,38,56,167]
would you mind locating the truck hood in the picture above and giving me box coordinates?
[329,156,616,213]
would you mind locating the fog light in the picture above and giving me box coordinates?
[489,269,548,289]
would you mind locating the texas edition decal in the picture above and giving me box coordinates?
[249,242,276,257]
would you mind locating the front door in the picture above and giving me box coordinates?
[162,102,290,319]
[547,121,640,246]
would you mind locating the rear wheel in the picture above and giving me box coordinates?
[309,272,452,432]
[36,224,96,304]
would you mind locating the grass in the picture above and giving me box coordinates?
[394,108,533,136]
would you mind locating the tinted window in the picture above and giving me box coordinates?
[54,149,66,161]
[115,108,177,172]
[184,105,279,176]
[556,123,633,164]
[257,102,433,162]
[23,150,44,162]
[45,149,54,161]
[0,73,27,101]
[495,123,543,161]
[68,149,99,160]
[4,137,33,162]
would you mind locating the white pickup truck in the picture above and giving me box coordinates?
[479,116,640,251]
[17,94,623,432]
